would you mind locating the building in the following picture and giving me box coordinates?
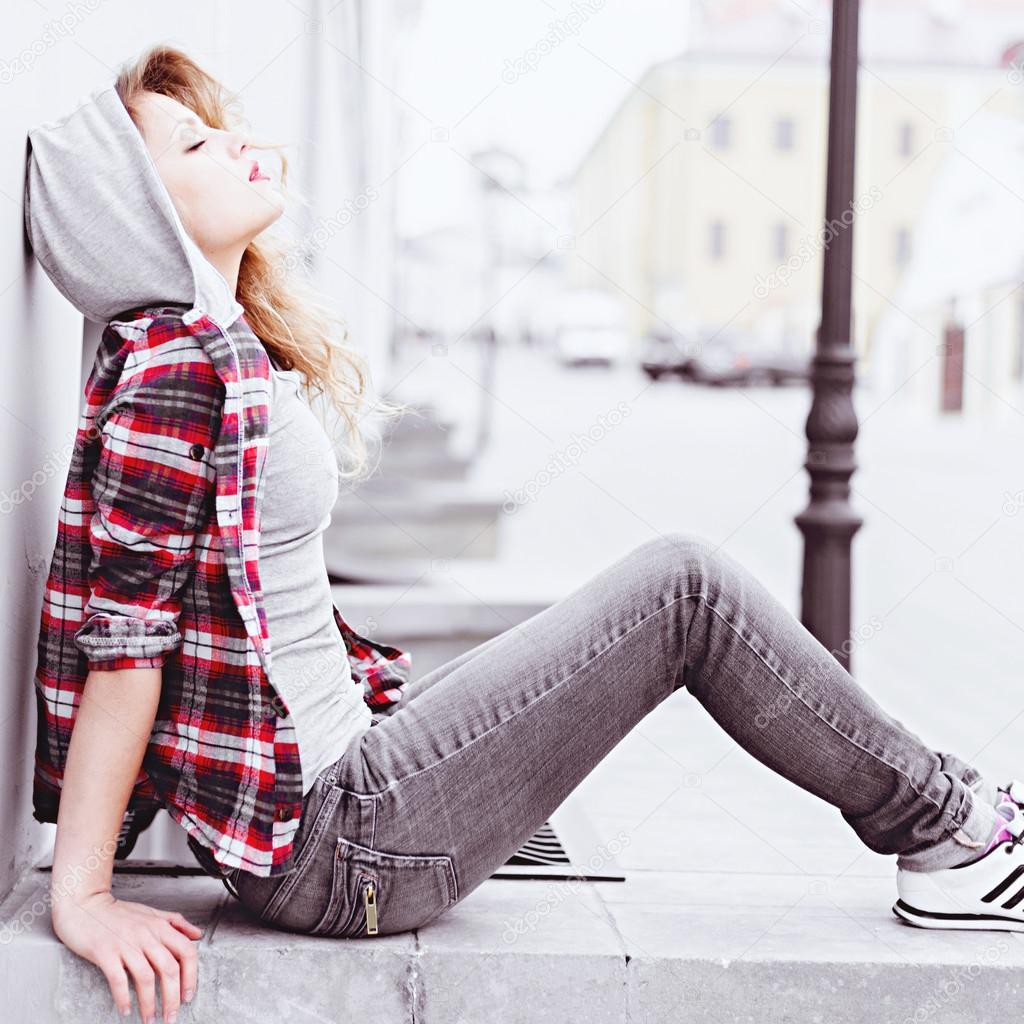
[564,0,1024,398]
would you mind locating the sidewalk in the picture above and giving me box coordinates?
[6,693,1024,1023]
[11,355,1024,1020]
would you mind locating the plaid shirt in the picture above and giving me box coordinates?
[32,304,411,877]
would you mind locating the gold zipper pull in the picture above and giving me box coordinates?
[364,881,378,935]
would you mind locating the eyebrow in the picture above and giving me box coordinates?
[174,114,203,138]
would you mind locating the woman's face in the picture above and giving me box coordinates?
[134,90,284,263]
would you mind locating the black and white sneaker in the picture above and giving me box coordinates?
[893,780,1024,932]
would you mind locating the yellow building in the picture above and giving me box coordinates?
[565,0,1024,381]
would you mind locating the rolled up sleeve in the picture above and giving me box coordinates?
[74,335,224,670]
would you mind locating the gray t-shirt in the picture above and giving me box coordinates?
[258,362,371,795]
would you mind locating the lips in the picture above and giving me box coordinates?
[249,160,270,183]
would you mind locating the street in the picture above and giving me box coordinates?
[395,340,1024,878]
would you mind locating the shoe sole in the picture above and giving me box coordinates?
[893,898,1024,932]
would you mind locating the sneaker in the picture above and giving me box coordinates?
[892,783,1024,932]
[996,778,1024,814]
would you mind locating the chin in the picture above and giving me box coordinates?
[249,203,286,237]
[260,190,287,220]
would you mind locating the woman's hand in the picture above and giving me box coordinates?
[52,890,202,1023]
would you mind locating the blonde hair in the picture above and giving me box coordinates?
[115,43,408,481]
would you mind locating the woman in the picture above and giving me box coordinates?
[24,44,1024,1024]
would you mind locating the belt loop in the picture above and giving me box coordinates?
[321,758,340,788]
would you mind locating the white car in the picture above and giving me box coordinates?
[552,290,629,367]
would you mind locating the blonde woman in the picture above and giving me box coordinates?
[24,44,1024,1024]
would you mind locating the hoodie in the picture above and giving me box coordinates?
[25,79,411,878]
[24,80,241,326]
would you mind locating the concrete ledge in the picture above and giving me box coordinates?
[326,481,505,561]
[6,864,1024,1023]
[329,578,560,679]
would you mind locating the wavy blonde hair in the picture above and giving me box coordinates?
[115,43,409,482]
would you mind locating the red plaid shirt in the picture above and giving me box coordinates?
[33,304,411,877]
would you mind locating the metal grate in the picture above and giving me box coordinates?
[57,798,625,885]
[490,799,625,882]
[504,821,571,867]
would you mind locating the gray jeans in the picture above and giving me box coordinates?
[219,533,1002,938]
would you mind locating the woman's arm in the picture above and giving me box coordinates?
[50,665,201,1024]
[49,318,224,1022]
[52,666,160,907]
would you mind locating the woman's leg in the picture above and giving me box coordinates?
[273,533,1005,936]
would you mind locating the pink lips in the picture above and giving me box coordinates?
[249,160,270,183]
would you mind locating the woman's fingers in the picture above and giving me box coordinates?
[142,932,182,1024]
[157,918,199,1008]
[121,945,157,1023]
[162,909,203,939]
[97,953,134,1019]
[51,894,203,1022]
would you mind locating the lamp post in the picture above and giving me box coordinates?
[470,147,526,460]
[795,0,863,672]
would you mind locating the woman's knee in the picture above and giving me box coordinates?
[628,531,720,589]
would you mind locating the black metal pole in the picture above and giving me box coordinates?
[795,0,863,672]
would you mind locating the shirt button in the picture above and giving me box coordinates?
[189,443,205,460]
[276,806,294,822]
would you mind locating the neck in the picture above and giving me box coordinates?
[204,246,244,300]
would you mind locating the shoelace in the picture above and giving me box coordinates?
[997,779,1024,853]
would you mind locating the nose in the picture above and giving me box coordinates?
[227,129,249,160]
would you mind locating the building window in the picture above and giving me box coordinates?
[710,220,727,260]
[897,121,915,158]
[773,223,789,261]
[775,117,795,151]
[709,116,731,150]
[894,226,912,266]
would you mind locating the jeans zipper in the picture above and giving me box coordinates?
[364,880,378,935]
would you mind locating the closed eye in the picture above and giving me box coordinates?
[188,139,206,152]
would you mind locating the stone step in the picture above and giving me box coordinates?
[6,863,1022,1023]
[380,401,458,455]
[325,482,506,565]
[328,578,557,681]
[374,446,473,481]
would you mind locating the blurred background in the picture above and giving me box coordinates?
[9,0,1024,875]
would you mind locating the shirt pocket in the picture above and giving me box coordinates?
[309,835,459,938]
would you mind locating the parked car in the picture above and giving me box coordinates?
[643,326,810,386]
[689,338,810,386]
[639,328,699,380]
[552,289,630,367]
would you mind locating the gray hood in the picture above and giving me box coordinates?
[24,79,242,327]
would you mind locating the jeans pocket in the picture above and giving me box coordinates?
[310,835,459,938]
[233,781,340,929]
